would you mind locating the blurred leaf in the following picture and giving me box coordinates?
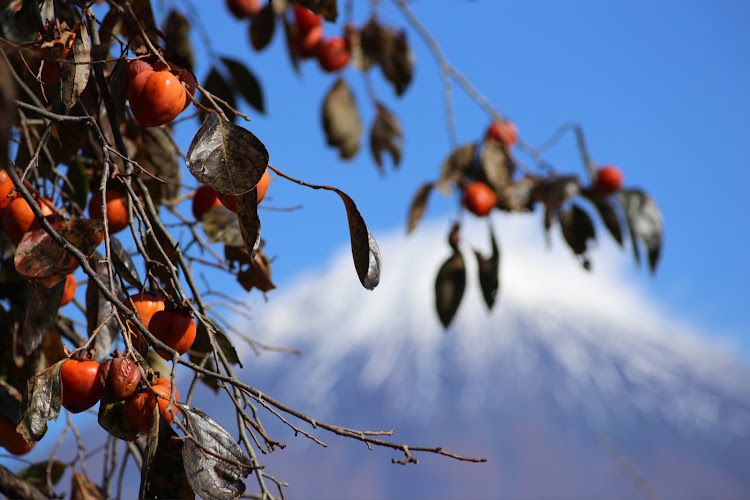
[221,57,265,114]
[111,237,141,289]
[138,127,180,203]
[163,9,194,68]
[434,250,466,328]
[322,78,362,160]
[179,404,254,500]
[334,188,380,290]
[474,225,500,310]
[199,69,238,123]
[71,469,105,500]
[59,19,90,112]
[617,188,663,273]
[237,250,275,293]
[140,420,193,499]
[437,143,477,195]
[0,380,22,424]
[479,142,513,207]
[17,460,66,490]
[380,28,414,96]
[201,205,244,246]
[280,13,301,74]
[98,398,139,441]
[186,113,269,195]
[533,175,580,211]
[236,189,261,258]
[581,188,624,246]
[0,55,15,170]
[249,2,275,51]
[357,19,382,71]
[559,204,596,270]
[192,320,241,367]
[86,252,120,363]
[15,216,104,283]
[504,176,540,212]
[23,280,65,354]
[291,0,338,21]
[369,102,403,172]
[63,155,90,214]
[17,359,63,442]
[406,182,433,234]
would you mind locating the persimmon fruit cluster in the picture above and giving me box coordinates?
[124,378,179,434]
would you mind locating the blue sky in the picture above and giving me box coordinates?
[160,0,750,350]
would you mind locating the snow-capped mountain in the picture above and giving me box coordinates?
[238,215,750,499]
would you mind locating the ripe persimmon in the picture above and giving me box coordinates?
[60,357,102,413]
[192,185,223,220]
[0,414,33,455]
[297,24,323,58]
[148,309,197,360]
[127,59,196,127]
[124,379,179,433]
[216,169,270,213]
[89,189,130,234]
[60,273,76,307]
[0,169,15,213]
[293,4,322,33]
[318,37,350,72]
[98,357,141,401]
[594,165,624,194]
[226,0,262,19]
[2,196,55,246]
[486,120,518,148]
[463,181,497,217]
[120,293,166,350]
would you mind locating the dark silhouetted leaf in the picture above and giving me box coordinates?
[97,398,139,442]
[437,143,477,195]
[369,102,403,172]
[617,189,663,273]
[0,55,16,170]
[17,359,63,442]
[221,57,265,114]
[179,404,254,500]
[186,113,269,195]
[505,176,540,212]
[192,320,240,366]
[139,127,181,203]
[356,19,382,71]
[479,142,513,207]
[71,469,105,500]
[249,3,276,51]
[23,280,65,354]
[59,20,90,112]
[199,69,238,123]
[280,12,301,74]
[533,175,581,211]
[140,420,193,500]
[111,237,141,288]
[322,78,363,160]
[86,253,120,363]
[406,182,433,234]
[559,204,596,270]
[17,460,66,490]
[163,9,194,68]
[581,188,624,246]
[237,189,261,258]
[435,250,466,328]
[474,225,500,310]
[201,205,244,247]
[15,216,104,283]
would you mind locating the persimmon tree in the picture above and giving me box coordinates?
[0,0,663,498]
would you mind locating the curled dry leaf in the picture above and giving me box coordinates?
[179,404,254,500]
[163,9,194,68]
[237,189,261,258]
[617,188,663,273]
[202,205,244,247]
[23,279,65,354]
[370,101,403,172]
[380,28,414,96]
[559,203,596,270]
[17,359,63,442]
[437,143,477,195]
[186,112,269,195]
[322,78,363,160]
[59,20,90,112]
[479,141,514,207]
[199,69,238,122]
[237,249,275,293]
[533,175,580,211]
[581,187,624,246]
[406,182,434,234]
[86,252,120,363]
[139,421,193,499]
